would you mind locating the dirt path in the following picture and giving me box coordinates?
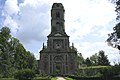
[57,77,66,80]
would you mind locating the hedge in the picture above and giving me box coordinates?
[76,66,115,77]
[14,69,35,80]
[67,75,120,80]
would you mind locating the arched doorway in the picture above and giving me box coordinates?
[53,56,63,76]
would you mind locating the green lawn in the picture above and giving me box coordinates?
[0,77,57,80]
[0,78,16,80]
[51,77,57,80]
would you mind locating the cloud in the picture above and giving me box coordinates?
[3,15,19,34]
[1,0,119,64]
[16,0,50,44]
[0,0,6,27]
[17,0,25,4]
[1,0,20,35]
[76,41,120,64]
[65,0,116,38]
[4,0,19,16]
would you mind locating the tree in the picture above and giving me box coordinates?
[77,53,85,68]
[85,57,92,66]
[10,38,37,70]
[0,27,37,77]
[97,50,110,66]
[90,53,98,66]
[106,0,120,50]
[0,27,14,77]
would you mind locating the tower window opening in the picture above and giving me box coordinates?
[56,22,60,24]
[56,4,59,7]
[56,12,60,18]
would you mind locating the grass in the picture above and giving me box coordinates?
[0,78,16,80]
[80,66,111,69]
[0,76,57,80]
[0,77,53,80]
[33,76,51,80]
[51,77,57,80]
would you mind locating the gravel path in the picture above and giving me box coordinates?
[57,77,66,80]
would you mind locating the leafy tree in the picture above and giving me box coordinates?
[90,53,98,66]
[0,27,37,77]
[106,0,120,50]
[10,38,37,70]
[115,0,120,20]
[0,27,14,77]
[85,57,92,66]
[77,53,85,68]
[97,50,110,66]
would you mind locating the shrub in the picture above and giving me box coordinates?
[14,69,35,80]
[76,66,112,77]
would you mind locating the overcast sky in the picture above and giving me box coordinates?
[0,0,120,64]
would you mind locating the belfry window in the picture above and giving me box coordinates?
[56,22,59,24]
[56,12,60,18]
[56,4,59,7]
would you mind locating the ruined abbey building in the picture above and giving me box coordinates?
[39,3,78,75]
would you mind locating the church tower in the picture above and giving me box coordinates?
[50,3,66,35]
[39,3,77,75]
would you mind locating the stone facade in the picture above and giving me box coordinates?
[39,3,78,75]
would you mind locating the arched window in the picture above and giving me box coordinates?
[56,12,60,18]
[56,4,59,7]
[56,22,59,24]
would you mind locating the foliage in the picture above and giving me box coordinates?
[0,27,37,78]
[90,53,98,66]
[14,69,35,80]
[113,23,120,38]
[0,78,16,80]
[112,63,120,76]
[85,58,92,66]
[67,75,120,80]
[84,50,110,66]
[114,0,120,20]
[51,77,57,80]
[33,76,51,80]
[0,27,15,77]
[77,53,85,67]
[106,0,120,50]
[97,50,110,66]
[76,66,112,77]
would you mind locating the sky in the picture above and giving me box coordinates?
[0,0,120,64]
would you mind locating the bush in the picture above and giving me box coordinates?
[14,69,35,80]
[0,78,15,80]
[76,66,112,77]
[33,77,51,80]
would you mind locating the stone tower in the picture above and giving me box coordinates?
[39,3,77,75]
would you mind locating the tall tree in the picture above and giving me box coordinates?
[97,50,110,66]
[90,53,98,66]
[77,53,85,68]
[0,27,14,77]
[0,27,37,77]
[85,57,92,66]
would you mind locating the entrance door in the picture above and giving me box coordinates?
[55,62,62,75]
[53,56,63,75]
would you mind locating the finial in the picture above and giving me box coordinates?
[43,43,45,49]
[72,43,74,49]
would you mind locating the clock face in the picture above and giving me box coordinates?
[56,43,61,49]
[53,39,63,49]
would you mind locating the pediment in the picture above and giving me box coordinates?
[54,33,63,36]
